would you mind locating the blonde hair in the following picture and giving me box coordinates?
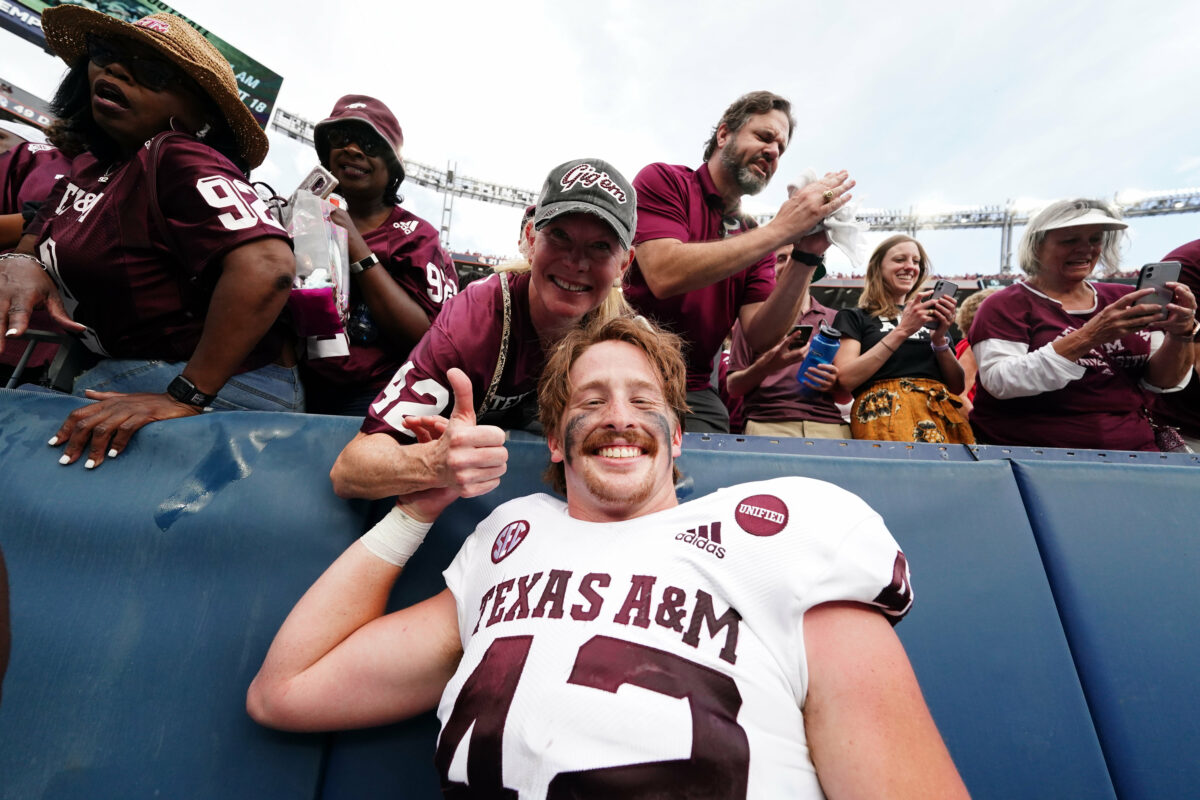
[955,288,998,336]
[538,315,687,494]
[499,229,634,323]
[859,234,931,319]
[1018,198,1125,278]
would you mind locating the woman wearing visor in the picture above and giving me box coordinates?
[967,199,1196,450]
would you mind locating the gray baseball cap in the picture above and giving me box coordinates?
[533,158,637,249]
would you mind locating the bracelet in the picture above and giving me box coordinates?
[931,340,951,352]
[360,504,433,567]
[0,252,48,271]
[349,252,380,275]
[878,339,897,353]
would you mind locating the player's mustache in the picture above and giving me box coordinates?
[581,427,658,455]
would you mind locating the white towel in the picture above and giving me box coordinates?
[787,170,867,270]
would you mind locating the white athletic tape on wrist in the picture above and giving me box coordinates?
[360,505,433,567]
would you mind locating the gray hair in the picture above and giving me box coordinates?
[1018,198,1125,278]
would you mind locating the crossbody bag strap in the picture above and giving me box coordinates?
[477,271,511,416]
[146,130,190,262]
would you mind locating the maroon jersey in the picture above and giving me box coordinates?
[304,205,457,390]
[1151,239,1200,437]
[29,132,289,367]
[968,281,1157,451]
[362,270,544,441]
[623,162,776,391]
[0,141,71,216]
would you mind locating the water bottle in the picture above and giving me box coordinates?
[795,323,842,396]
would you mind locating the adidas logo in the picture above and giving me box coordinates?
[674,521,726,559]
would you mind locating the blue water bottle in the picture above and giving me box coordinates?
[795,323,842,396]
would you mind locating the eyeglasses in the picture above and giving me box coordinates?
[86,35,187,93]
[717,214,743,239]
[325,127,388,158]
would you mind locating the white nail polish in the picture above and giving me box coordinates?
[48,436,59,446]
[108,449,118,458]
[5,328,16,337]
[59,454,70,465]
[84,459,96,469]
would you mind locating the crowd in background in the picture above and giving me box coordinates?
[1,9,1198,467]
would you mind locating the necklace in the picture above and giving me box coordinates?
[97,162,119,184]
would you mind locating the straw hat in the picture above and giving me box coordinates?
[41,7,269,168]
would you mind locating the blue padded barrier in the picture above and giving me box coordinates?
[0,388,1135,799]
[319,445,1116,800]
[0,390,366,799]
[1011,461,1200,800]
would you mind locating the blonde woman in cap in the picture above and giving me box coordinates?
[0,9,299,470]
[968,199,1196,450]
[330,158,637,501]
[301,95,458,416]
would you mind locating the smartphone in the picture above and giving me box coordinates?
[924,280,959,329]
[1135,261,1182,318]
[788,324,813,350]
[296,165,338,199]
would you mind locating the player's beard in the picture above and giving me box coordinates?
[721,141,769,196]
[564,422,665,508]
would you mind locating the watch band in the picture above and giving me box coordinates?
[167,374,216,408]
[349,252,380,275]
[790,250,824,267]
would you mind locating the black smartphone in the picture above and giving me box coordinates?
[1135,261,1182,318]
[788,324,814,350]
[924,280,959,329]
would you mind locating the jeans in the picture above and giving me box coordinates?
[72,359,305,412]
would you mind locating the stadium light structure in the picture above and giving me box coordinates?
[272,108,1200,272]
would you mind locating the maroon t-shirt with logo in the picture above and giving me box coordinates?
[1151,238,1200,437]
[0,141,71,215]
[27,132,290,368]
[624,162,775,391]
[362,270,544,441]
[304,205,458,391]
[968,281,1157,451]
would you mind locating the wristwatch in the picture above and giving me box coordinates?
[349,252,380,275]
[790,250,824,267]
[167,374,217,408]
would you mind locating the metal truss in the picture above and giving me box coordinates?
[271,107,1200,270]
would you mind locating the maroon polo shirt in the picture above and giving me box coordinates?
[729,298,844,425]
[623,162,776,391]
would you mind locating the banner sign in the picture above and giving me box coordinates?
[0,75,55,128]
[1,0,281,128]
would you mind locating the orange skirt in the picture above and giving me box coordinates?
[850,377,975,444]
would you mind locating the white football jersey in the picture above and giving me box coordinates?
[436,476,912,799]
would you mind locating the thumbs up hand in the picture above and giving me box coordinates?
[398,368,509,519]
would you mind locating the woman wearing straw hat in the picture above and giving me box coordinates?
[968,198,1196,450]
[0,8,301,470]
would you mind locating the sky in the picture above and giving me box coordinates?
[4,0,1200,275]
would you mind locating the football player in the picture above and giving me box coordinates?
[249,315,968,799]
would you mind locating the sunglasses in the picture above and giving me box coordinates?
[86,35,187,93]
[325,126,388,158]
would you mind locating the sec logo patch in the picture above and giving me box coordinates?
[491,520,530,563]
[735,495,789,536]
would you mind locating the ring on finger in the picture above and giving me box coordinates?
[822,189,834,203]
